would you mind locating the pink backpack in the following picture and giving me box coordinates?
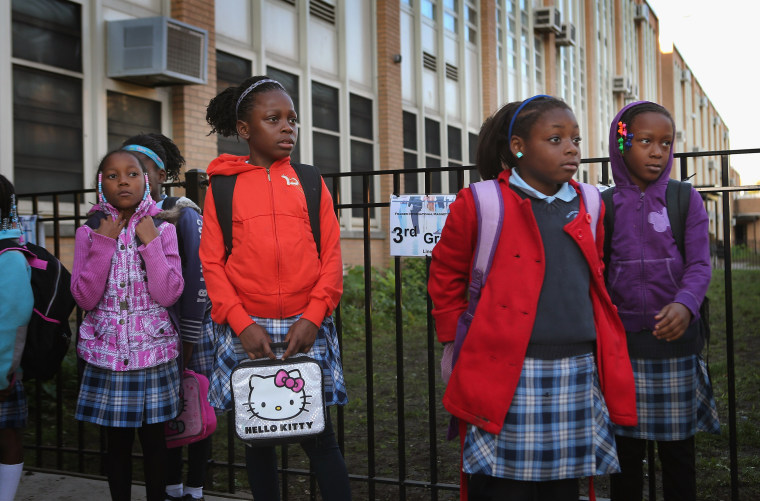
[165,370,217,448]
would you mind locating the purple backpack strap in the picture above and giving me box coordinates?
[578,182,601,242]
[450,179,504,369]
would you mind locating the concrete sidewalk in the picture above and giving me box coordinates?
[15,470,248,501]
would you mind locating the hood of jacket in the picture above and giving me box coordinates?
[91,175,161,246]
[206,154,293,178]
[609,100,675,189]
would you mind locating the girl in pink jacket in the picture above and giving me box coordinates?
[71,150,184,501]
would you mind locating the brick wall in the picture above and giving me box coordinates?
[374,0,403,269]
[170,0,218,180]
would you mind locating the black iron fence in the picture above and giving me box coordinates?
[14,148,760,500]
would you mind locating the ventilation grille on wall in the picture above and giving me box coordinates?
[107,16,207,86]
[445,63,458,81]
[423,52,437,71]
[310,0,336,24]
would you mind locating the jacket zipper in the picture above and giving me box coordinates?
[266,166,284,316]
[638,191,647,326]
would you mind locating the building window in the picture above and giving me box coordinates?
[349,94,374,217]
[443,0,457,33]
[421,0,435,20]
[12,0,82,194]
[464,1,477,43]
[403,111,419,193]
[425,118,442,192]
[216,51,251,156]
[107,92,161,151]
[312,82,340,200]
[447,125,462,192]
[468,132,479,183]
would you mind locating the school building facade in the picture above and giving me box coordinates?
[0,0,740,266]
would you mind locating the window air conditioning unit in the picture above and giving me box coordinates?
[612,75,631,95]
[634,4,649,22]
[675,131,685,143]
[556,23,577,46]
[681,69,692,83]
[534,7,561,34]
[692,146,700,153]
[107,17,208,86]
[723,130,729,140]
[699,96,708,108]
[713,116,721,126]
[625,84,639,101]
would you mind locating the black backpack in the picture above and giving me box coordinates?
[210,162,323,259]
[0,240,76,381]
[602,179,710,342]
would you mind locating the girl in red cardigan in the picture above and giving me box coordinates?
[429,96,636,501]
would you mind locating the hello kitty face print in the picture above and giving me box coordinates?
[244,369,310,421]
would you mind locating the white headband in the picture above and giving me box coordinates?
[235,79,284,121]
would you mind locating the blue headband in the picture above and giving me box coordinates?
[122,144,165,171]
[235,78,284,121]
[507,94,551,141]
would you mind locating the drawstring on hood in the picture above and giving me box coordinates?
[94,171,160,244]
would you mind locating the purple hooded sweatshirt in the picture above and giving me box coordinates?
[606,101,711,358]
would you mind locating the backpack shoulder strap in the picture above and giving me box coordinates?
[210,175,238,258]
[470,180,504,288]
[666,178,692,260]
[450,179,504,367]
[291,162,323,258]
[601,187,615,274]
[578,183,602,242]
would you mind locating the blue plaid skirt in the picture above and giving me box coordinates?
[185,313,217,378]
[462,353,619,481]
[0,378,27,429]
[208,315,348,412]
[75,361,181,427]
[615,355,720,440]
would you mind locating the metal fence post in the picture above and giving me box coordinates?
[184,168,208,209]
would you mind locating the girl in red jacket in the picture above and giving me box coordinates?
[429,95,637,501]
[200,76,350,500]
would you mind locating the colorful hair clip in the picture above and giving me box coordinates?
[617,121,633,153]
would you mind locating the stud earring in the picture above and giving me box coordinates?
[516,152,524,159]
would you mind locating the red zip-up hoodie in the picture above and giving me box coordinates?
[199,155,343,335]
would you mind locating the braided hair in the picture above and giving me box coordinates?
[122,133,186,181]
[206,76,288,137]
[476,96,571,180]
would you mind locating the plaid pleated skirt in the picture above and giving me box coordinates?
[0,378,27,429]
[75,360,181,427]
[185,313,217,378]
[208,314,348,412]
[462,353,619,481]
[615,354,720,441]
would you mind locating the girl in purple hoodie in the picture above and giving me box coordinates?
[604,102,719,501]
[71,150,184,501]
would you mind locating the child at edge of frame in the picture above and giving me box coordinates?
[428,95,638,501]
[121,133,215,501]
[71,150,184,501]
[0,175,34,501]
[605,101,720,501]
[199,75,351,501]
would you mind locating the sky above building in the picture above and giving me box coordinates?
[646,0,759,185]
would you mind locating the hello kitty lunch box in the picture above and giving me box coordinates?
[230,350,326,445]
